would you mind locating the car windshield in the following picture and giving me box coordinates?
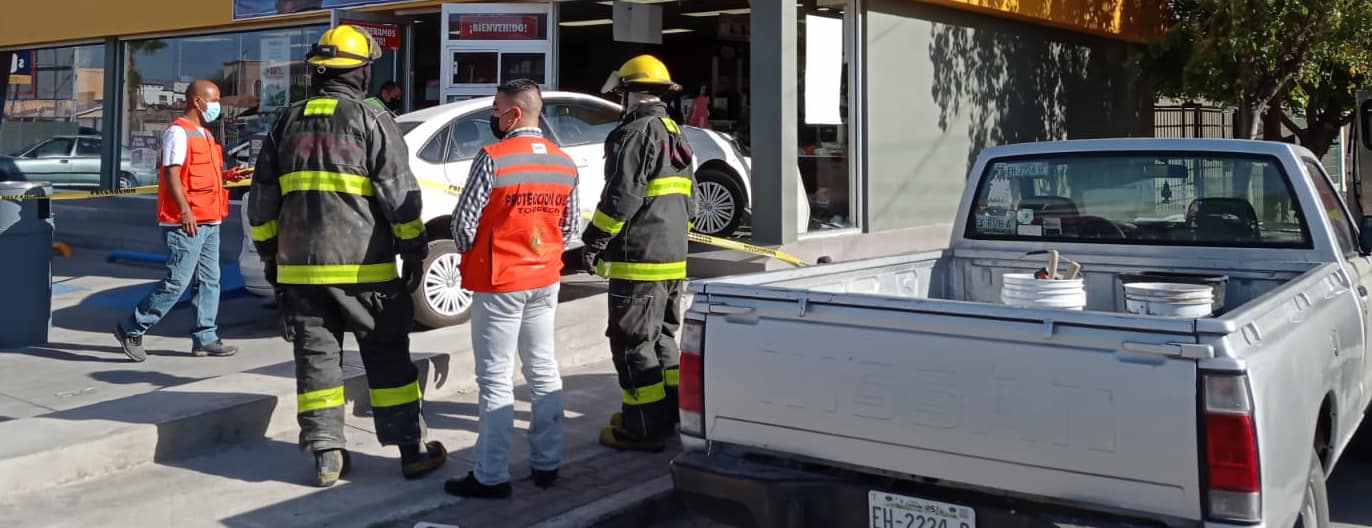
[965,152,1312,248]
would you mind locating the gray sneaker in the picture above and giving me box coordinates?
[193,341,237,357]
[113,324,146,362]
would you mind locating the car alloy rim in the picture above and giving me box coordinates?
[694,180,736,235]
[425,253,472,317]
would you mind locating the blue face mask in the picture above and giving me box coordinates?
[201,100,222,123]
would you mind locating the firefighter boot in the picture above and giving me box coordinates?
[314,448,351,488]
[598,425,666,452]
[400,441,448,479]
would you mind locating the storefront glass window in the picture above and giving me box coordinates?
[1,44,113,188]
[122,26,327,179]
[798,1,854,231]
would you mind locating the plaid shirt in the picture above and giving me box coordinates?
[451,127,580,253]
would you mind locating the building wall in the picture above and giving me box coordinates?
[918,0,1166,43]
[862,0,1153,233]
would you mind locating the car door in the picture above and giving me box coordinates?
[541,98,622,227]
[16,137,77,185]
[73,137,103,186]
[1306,157,1372,422]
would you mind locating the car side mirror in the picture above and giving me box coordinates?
[1360,216,1372,254]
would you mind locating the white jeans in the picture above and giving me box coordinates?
[470,283,564,485]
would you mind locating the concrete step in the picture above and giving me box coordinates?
[0,359,637,528]
[0,289,613,500]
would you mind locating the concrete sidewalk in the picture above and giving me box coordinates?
[0,243,617,499]
[0,359,676,528]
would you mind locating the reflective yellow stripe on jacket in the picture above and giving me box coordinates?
[645,176,692,198]
[250,220,278,242]
[304,98,339,116]
[595,260,686,281]
[280,170,375,196]
[591,210,625,235]
[278,263,397,285]
[391,218,425,240]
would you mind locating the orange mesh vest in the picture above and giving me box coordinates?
[460,135,578,293]
[156,117,227,225]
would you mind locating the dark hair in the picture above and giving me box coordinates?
[379,80,401,93]
[498,78,543,115]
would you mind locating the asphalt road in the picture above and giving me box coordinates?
[652,457,1372,527]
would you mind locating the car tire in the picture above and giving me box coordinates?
[117,172,136,190]
[693,167,745,237]
[412,239,473,329]
[1295,450,1330,528]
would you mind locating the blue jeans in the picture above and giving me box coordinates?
[121,224,221,348]
[470,283,564,485]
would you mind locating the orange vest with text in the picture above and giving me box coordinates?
[156,117,228,225]
[459,135,578,293]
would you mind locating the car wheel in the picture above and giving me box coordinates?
[1294,450,1330,528]
[693,167,745,237]
[412,239,473,329]
[117,172,136,190]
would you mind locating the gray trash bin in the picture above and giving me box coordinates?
[0,181,54,348]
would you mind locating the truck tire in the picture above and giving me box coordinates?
[412,239,473,329]
[693,167,745,238]
[1295,451,1330,528]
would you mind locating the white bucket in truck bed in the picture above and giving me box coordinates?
[1124,282,1214,318]
[1000,273,1086,310]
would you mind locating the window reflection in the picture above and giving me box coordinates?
[122,26,327,179]
[1,45,116,188]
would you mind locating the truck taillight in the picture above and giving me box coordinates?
[1203,374,1261,523]
[679,318,705,437]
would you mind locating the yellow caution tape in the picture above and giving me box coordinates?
[575,210,809,267]
[0,179,251,202]
[1,173,812,267]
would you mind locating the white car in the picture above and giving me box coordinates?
[239,91,758,328]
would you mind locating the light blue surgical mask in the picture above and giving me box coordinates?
[201,100,222,123]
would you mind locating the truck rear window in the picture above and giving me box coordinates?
[965,153,1312,248]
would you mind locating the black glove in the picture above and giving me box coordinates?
[263,260,278,288]
[402,258,424,293]
[274,288,295,343]
[580,249,600,276]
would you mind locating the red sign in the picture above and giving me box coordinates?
[457,15,543,40]
[343,20,402,50]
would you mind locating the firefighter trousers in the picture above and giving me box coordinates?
[281,280,427,452]
[606,278,683,440]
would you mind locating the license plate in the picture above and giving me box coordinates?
[869,491,976,528]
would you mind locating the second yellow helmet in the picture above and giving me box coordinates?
[307,25,382,69]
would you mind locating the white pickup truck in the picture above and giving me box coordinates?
[672,139,1372,528]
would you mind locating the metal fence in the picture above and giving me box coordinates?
[1154,105,1232,139]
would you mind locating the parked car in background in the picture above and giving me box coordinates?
[241,91,778,329]
[0,135,152,189]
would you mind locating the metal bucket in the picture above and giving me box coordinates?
[1124,282,1214,318]
[1001,273,1087,311]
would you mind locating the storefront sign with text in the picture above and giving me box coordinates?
[452,15,545,40]
[343,20,402,50]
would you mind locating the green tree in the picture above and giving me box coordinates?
[1144,0,1372,149]
[1281,8,1372,157]
[125,40,167,134]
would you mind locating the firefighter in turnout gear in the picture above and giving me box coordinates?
[582,55,698,451]
[247,25,447,487]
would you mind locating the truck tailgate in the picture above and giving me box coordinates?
[700,297,1203,520]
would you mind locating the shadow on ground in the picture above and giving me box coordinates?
[188,371,617,527]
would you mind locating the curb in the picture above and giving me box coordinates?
[527,475,679,528]
[0,292,610,499]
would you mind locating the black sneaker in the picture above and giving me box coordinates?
[113,324,146,362]
[193,341,237,357]
[530,468,558,489]
[444,471,512,499]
